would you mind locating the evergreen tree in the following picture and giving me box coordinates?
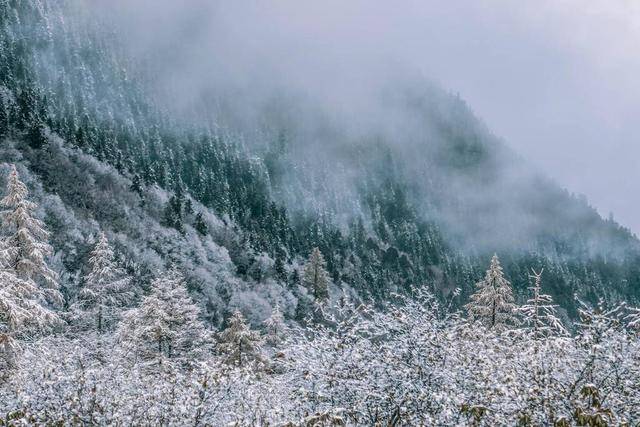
[519,269,567,339]
[118,270,210,365]
[303,247,330,301]
[74,232,132,333]
[162,195,185,234]
[129,174,145,206]
[273,255,287,282]
[1,165,59,288]
[0,271,59,369]
[184,197,194,216]
[465,254,517,330]
[0,99,7,139]
[273,247,288,283]
[0,165,60,367]
[263,304,287,346]
[26,121,47,149]
[194,211,208,236]
[293,284,313,324]
[218,309,262,367]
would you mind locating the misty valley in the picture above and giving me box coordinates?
[1,1,639,426]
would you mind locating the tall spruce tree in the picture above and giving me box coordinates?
[263,304,287,346]
[303,247,330,301]
[162,195,185,234]
[519,269,566,339]
[74,232,132,333]
[118,270,210,365]
[0,165,60,367]
[129,174,145,206]
[465,254,517,330]
[194,212,208,236]
[1,165,58,289]
[218,309,263,367]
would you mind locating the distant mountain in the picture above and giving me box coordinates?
[1,0,638,324]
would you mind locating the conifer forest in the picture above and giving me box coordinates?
[0,1,639,425]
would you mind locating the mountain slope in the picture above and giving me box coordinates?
[0,0,638,324]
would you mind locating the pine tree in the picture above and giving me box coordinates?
[0,98,8,139]
[194,211,208,236]
[1,165,59,288]
[0,271,59,369]
[0,165,60,367]
[273,248,288,283]
[26,120,47,149]
[163,195,185,234]
[303,247,330,301]
[218,309,262,367]
[74,232,132,333]
[130,174,145,206]
[184,197,194,216]
[118,270,210,365]
[519,269,566,339]
[264,304,287,346]
[465,254,517,330]
[293,285,313,324]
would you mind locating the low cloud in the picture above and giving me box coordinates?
[94,0,640,234]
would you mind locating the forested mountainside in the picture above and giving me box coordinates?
[2,1,640,425]
[1,0,639,329]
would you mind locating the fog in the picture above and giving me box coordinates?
[97,0,640,234]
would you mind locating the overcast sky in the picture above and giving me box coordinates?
[400,1,640,234]
[107,0,640,233]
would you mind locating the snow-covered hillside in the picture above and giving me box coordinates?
[1,1,640,424]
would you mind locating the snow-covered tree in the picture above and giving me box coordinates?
[218,310,263,367]
[263,304,287,346]
[0,165,59,291]
[303,247,329,301]
[74,232,132,333]
[118,270,210,365]
[0,272,59,369]
[0,165,60,368]
[465,254,517,330]
[519,269,567,339]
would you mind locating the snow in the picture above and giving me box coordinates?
[0,167,638,425]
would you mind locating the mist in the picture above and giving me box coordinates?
[93,0,640,235]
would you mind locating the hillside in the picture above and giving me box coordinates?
[1,1,640,425]
[1,0,639,325]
